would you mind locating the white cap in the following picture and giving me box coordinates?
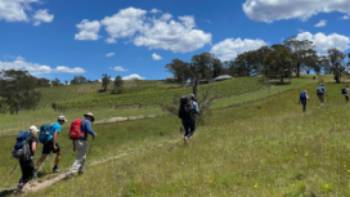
[57,115,67,122]
[29,125,39,133]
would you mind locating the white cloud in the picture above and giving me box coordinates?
[105,52,115,58]
[122,73,144,80]
[243,0,350,23]
[342,15,350,20]
[113,66,127,72]
[0,0,37,22]
[314,19,327,28]
[150,8,162,14]
[210,38,267,61]
[296,32,350,55]
[75,19,101,41]
[133,14,212,52]
[75,7,211,53]
[0,0,54,26]
[152,53,162,61]
[101,7,146,43]
[0,57,85,75]
[55,66,85,74]
[33,9,54,26]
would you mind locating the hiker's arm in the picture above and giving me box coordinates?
[194,102,200,114]
[53,132,58,149]
[32,141,37,154]
[85,121,96,138]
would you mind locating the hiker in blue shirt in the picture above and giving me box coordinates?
[36,115,67,173]
[316,84,326,106]
[299,90,309,112]
[70,112,96,175]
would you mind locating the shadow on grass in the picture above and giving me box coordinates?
[0,188,16,197]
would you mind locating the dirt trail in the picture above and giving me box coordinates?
[94,114,158,125]
[21,138,180,194]
[0,114,160,138]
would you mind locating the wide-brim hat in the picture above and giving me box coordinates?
[84,112,95,122]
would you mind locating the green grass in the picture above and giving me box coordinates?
[4,77,350,196]
[0,78,265,135]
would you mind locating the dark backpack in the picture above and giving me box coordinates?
[69,119,84,140]
[342,88,347,95]
[316,87,324,95]
[300,91,307,100]
[39,124,53,144]
[12,131,31,160]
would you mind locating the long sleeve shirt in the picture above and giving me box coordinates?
[81,119,96,140]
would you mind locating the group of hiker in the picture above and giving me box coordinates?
[11,93,201,191]
[299,83,350,112]
[12,112,96,190]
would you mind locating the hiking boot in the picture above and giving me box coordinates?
[17,182,25,191]
[52,166,60,173]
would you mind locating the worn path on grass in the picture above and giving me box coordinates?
[0,114,160,137]
[21,137,180,194]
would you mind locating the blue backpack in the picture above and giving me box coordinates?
[317,87,325,95]
[39,124,53,144]
[300,91,307,100]
[12,131,31,160]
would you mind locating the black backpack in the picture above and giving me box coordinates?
[342,88,347,95]
[12,131,31,160]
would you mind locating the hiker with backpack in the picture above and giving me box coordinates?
[299,90,309,112]
[178,94,200,143]
[316,84,326,106]
[342,85,350,103]
[12,126,40,190]
[36,115,67,173]
[69,112,96,175]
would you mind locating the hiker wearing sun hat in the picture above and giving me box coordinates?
[69,112,96,175]
[36,115,67,174]
[13,125,39,190]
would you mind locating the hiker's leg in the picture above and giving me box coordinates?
[53,143,61,170]
[183,122,190,138]
[37,141,51,170]
[23,159,35,183]
[18,159,26,184]
[78,141,88,173]
[36,154,47,170]
[70,140,85,174]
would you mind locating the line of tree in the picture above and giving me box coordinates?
[166,37,350,84]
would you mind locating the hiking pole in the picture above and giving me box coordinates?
[4,162,18,188]
[8,162,18,178]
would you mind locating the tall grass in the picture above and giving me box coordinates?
[21,81,350,197]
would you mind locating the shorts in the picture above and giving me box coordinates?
[42,141,60,155]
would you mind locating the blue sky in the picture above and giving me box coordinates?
[0,0,349,81]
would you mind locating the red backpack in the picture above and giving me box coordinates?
[69,119,85,140]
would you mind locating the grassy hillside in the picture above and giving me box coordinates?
[3,77,350,196]
[0,78,264,134]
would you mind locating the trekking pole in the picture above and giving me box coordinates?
[4,162,18,188]
[8,162,18,177]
